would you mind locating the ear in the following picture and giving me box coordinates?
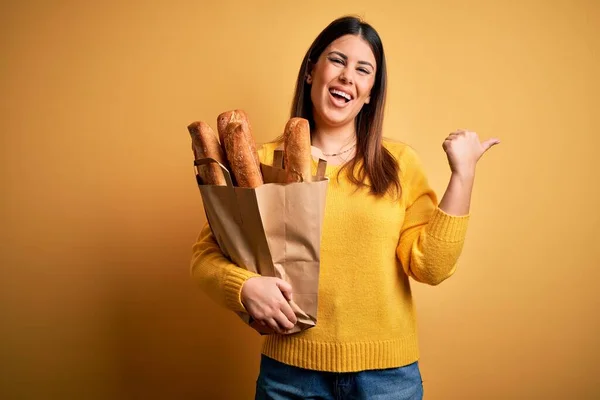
[365,95,371,104]
[305,61,314,84]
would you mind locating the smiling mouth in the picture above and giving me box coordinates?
[329,89,352,103]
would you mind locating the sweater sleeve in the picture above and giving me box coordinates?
[395,146,470,285]
[190,222,260,312]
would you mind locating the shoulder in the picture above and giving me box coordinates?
[382,138,425,177]
[382,138,433,203]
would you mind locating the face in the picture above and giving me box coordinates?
[307,34,377,131]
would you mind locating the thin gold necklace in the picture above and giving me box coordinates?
[322,143,356,157]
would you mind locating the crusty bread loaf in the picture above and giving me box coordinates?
[283,118,312,183]
[217,110,261,170]
[222,122,264,188]
[187,121,227,186]
[217,110,240,144]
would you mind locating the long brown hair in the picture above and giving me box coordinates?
[291,16,400,197]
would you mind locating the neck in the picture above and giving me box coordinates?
[311,124,356,155]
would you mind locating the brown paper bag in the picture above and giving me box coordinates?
[194,151,328,334]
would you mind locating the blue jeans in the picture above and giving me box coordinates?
[255,355,424,400]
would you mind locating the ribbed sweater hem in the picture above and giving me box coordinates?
[261,334,420,373]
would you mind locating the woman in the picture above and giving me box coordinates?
[191,15,499,399]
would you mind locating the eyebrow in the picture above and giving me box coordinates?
[328,51,375,70]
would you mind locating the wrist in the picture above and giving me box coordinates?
[451,168,475,182]
[241,276,257,299]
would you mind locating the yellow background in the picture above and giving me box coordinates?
[2,0,598,398]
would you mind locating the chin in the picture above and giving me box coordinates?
[321,109,357,127]
[312,95,354,127]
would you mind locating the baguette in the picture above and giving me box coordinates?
[187,121,227,186]
[217,110,261,170]
[283,118,312,183]
[222,122,264,188]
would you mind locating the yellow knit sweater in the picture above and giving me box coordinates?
[190,140,469,373]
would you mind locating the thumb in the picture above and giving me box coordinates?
[275,279,293,301]
[482,138,500,152]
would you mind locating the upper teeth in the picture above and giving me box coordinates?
[331,89,351,101]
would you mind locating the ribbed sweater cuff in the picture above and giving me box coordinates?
[427,207,470,242]
[224,268,260,313]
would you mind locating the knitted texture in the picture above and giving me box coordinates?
[190,140,469,372]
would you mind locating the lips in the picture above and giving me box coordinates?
[328,87,354,108]
[329,87,353,102]
[330,89,352,102]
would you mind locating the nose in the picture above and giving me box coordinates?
[339,68,353,84]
